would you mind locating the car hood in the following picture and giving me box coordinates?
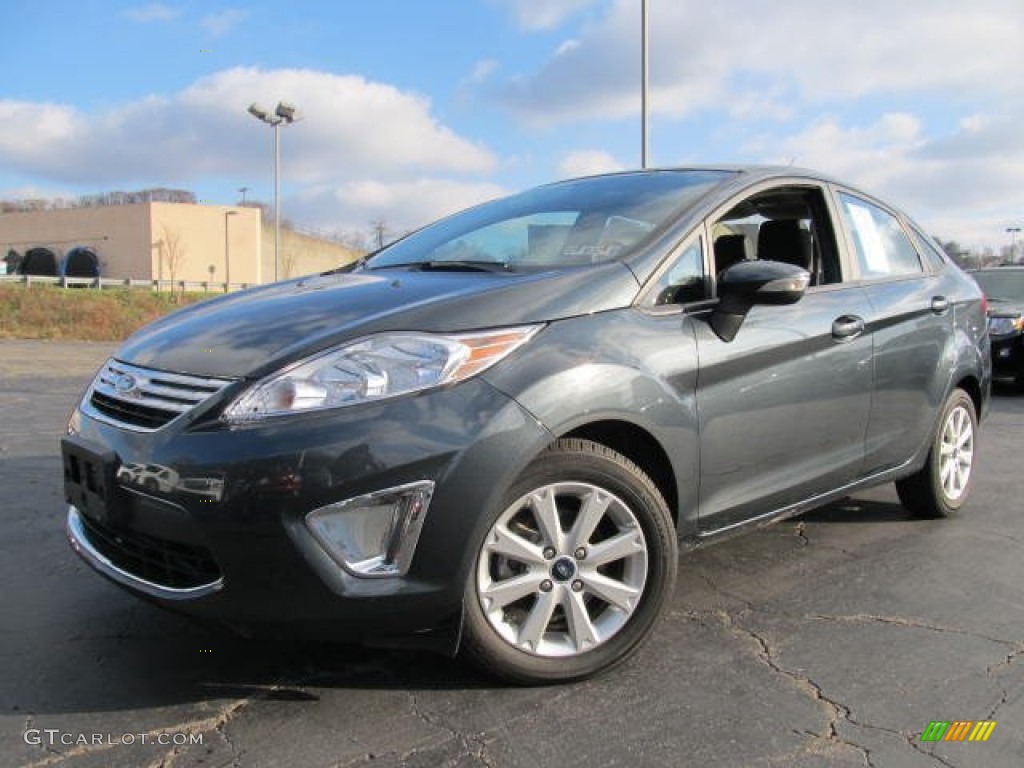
[115,264,639,378]
[987,298,1024,317]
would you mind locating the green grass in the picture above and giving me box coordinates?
[0,285,213,341]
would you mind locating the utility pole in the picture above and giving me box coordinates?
[641,0,650,169]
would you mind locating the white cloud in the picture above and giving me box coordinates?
[0,68,496,182]
[201,8,249,37]
[468,59,498,85]
[558,149,624,178]
[124,3,180,23]
[492,0,1024,247]
[0,68,499,233]
[497,0,1024,124]
[299,178,507,234]
[495,0,600,31]
[748,113,1024,249]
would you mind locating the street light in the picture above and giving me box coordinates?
[224,210,237,291]
[247,101,303,282]
[1006,227,1021,263]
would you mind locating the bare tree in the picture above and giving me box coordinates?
[160,225,188,285]
[280,244,300,279]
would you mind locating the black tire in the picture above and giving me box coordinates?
[461,438,678,685]
[895,388,977,519]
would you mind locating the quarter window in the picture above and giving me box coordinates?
[839,194,922,278]
[909,226,949,271]
[649,239,706,306]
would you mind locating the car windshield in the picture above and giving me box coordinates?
[972,270,1024,302]
[365,171,733,271]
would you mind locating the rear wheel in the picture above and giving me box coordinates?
[462,438,677,684]
[896,388,977,518]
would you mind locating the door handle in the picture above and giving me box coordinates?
[931,296,950,314]
[832,315,865,341]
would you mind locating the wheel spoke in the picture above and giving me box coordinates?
[956,459,971,491]
[530,488,564,551]
[957,428,972,451]
[480,572,541,610]
[579,569,641,611]
[518,589,557,651]
[940,458,954,490]
[563,589,599,652]
[587,528,644,567]
[567,490,611,551]
[487,523,546,566]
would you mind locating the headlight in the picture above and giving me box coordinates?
[222,325,542,422]
[988,315,1024,335]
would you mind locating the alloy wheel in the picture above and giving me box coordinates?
[938,403,974,501]
[475,482,648,658]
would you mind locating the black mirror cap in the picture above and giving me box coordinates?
[710,260,811,342]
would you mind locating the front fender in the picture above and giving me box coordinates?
[483,310,700,532]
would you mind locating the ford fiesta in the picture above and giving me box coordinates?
[63,167,990,684]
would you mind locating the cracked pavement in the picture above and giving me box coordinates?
[1,339,1022,767]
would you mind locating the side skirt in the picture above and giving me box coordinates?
[685,457,916,550]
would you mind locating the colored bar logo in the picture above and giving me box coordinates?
[921,721,997,742]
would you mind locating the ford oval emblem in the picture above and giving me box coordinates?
[113,373,138,395]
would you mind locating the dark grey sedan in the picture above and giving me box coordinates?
[62,167,990,684]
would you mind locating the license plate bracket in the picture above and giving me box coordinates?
[62,435,121,526]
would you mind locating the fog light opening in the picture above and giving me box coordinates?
[305,481,434,578]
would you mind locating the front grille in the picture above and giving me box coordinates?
[78,513,222,590]
[83,359,233,431]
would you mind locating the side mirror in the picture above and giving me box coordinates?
[709,260,810,342]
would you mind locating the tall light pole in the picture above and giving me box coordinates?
[224,210,237,291]
[641,0,649,169]
[247,101,302,282]
[1006,227,1021,263]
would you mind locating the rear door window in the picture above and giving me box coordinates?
[838,193,923,278]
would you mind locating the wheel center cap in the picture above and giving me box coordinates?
[550,557,576,583]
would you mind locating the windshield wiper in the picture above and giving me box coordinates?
[370,260,514,273]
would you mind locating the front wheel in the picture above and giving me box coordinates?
[461,438,677,684]
[896,388,977,518]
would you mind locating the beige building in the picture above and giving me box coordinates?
[0,203,360,286]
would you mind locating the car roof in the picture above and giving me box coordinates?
[552,165,838,186]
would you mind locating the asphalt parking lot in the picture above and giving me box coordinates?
[1,339,1021,768]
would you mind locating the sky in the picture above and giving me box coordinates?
[1,0,1022,250]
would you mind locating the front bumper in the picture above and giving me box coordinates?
[62,376,551,641]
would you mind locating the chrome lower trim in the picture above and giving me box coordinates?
[305,481,435,578]
[66,506,224,600]
[696,456,917,542]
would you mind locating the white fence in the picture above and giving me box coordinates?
[0,274,253,293]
